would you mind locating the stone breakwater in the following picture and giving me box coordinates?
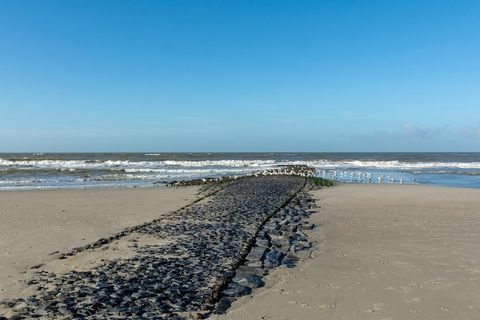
[165,165,316,187]
[214,189,317,314]
[0,175,311,319]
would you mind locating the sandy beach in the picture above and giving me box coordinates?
[1,181,480,319]
[0,186,201,301]
[211,184,480,320]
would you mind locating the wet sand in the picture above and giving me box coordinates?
[211,184,480,320]
[0,186,200,300]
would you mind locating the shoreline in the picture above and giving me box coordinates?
[2,177,480,192]
[2,152,480,190]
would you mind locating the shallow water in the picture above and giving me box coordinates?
[1,153,479,189]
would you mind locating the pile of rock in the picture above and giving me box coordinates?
[214,190,317,313]
[252,165,316,178]
[164,165,316,187]
[164,177,223,187]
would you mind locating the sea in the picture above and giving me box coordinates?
[1,153,480,190]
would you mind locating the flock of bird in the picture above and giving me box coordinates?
[317,169,416,184]
[197,166,416,185]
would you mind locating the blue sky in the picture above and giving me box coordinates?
[0,0,479,152]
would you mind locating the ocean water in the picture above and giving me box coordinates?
[1,153,480,190]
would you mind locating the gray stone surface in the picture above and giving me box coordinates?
[245,246,268,261]
[222,283,252,297]
[232,273,264,288]
[216,186,319,313]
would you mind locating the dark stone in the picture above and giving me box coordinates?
[281,253,299,268]
[245,246,268,261]
[264,250,285,269]
[232,273,264,288]
[222,283,252,297]
[255,238,270,248]
[213,297,232,314]
[270,236,291,251]
[236,265,265,277]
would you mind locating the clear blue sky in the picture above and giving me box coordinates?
[1,0,479,152]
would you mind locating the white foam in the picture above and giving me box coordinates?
[1,157,479,190]
[308,160,480,170]
[162,160,277,167]
[2,158,480,171]
[0,159,164,170]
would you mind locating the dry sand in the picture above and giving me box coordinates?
[0,186,200,300]
[211,184,480,320]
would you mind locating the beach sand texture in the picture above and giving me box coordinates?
[0,186,201,300]
[211,184,480,320]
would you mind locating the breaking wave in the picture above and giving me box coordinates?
[1,155,480,190]
[2,158,480,171]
